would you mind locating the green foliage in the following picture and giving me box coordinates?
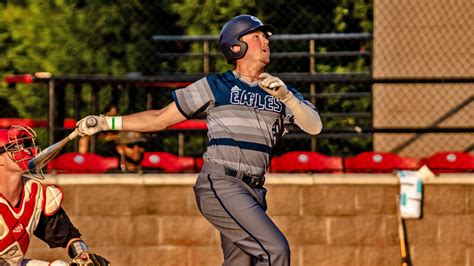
[0,0,182,75]
[0,0,373,156]
[170,0,258,72]
[0,0,181,119]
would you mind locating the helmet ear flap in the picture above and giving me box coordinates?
[230,40,248,62]
[220,39,248,64]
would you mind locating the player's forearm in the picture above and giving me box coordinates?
[122,109,168,132]
[282,93,323,135]
[76,102,186,136]
[122,102,187,132]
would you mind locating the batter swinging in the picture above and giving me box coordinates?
[76,14,323,266]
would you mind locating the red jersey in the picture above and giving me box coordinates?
[0,178,73,265]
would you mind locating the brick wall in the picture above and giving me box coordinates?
[25,174,473,266]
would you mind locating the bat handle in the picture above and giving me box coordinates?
[68,129,79,140]
[70,116,98,139]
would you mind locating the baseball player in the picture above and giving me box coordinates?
[76,14,322,265]
[0,125,109,265]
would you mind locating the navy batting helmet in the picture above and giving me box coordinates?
[219,15,274,64]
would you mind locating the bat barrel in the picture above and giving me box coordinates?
[28,130,79,170]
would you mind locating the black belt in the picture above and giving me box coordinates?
[224,167,265,188]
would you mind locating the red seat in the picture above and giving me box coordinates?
[270,151,343,173]
[195,157,204,171]
[141,152,195,173]
[344,151,418,173]
[48,152,119,173]
[419,151,474,173]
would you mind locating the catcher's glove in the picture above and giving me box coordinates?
[70,251,110,266]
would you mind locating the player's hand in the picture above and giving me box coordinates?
[258,73,292,102]
[76,115,109,136]
[70,251,110,266]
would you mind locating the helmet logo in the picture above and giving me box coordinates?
[250,16,262,23]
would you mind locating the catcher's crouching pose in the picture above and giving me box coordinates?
[0,125,109,266]
[76,14,322,265]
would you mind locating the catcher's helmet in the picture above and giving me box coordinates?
[0,125,39,171]
[219,15,274,64]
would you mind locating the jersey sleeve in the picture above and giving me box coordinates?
[33,207,82,248]
[171,77,215,119]
[284,86,318,125]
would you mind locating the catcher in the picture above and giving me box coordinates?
[0,125,109,265]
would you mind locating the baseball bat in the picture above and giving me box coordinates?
[28,117,98,170]
[396,195,411,266]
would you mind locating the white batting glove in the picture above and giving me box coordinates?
[75,115,123,136]
[258,73,292,102]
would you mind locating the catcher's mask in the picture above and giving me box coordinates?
[0,125,43,179]
[219,14,274,64]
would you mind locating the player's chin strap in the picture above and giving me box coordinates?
[67,238,90,259]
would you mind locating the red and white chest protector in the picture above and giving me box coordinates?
[0,178,63,265]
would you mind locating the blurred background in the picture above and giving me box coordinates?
[1,1,473,265]
[0,0,472,174]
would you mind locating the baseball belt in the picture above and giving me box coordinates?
[223,167,265,188]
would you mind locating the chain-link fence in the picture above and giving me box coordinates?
[372,0,473,158]
[1,0,473,173]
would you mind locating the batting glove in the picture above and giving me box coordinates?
[258,73,292,103]
[76,115,122,136]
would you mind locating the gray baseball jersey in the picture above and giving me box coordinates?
[172,70,316,265]
[172,70,316,175]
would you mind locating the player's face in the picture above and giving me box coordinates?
[10,143,38,170]
[1,151,23,173]
[0,126,38,171]
[241,31,270,65]
[123,142,144,161]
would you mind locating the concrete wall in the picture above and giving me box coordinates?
[25,173,474,266]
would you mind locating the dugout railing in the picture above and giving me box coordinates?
[4,72,473,157]
[4,72,374,155]
[4,33,375,156]
[3,33,473,162]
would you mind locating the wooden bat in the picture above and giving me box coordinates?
[28,117,98,170]
[396,195,412,266]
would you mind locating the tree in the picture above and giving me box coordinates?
[0,1,182,118]
[0,0,373,155]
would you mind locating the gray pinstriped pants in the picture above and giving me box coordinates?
[194,162,290,266]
